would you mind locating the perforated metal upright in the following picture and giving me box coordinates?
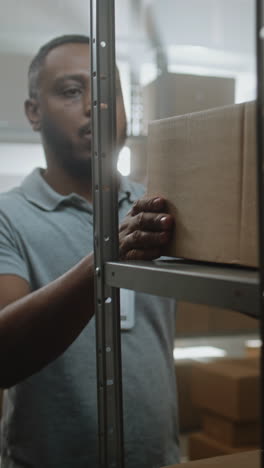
[90,1,124,467]
[256,0,264,464]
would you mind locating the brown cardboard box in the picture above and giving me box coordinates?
[209,306,259,334]
[143,72,235,125]
[162,450,260,468]
[175,356,260,432]
[202,411,260,446]
[245,340,261,358]
[147,101,258,267]
[175,360,201,432]
[246,347,261,358]
[176,303,211,336]
[191,358,260,421]
[188,432,258,461]
[176,302,258,337]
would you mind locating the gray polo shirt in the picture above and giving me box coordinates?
[0,168,179,468]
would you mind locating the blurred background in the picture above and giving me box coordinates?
[0,0,256,186]
[0,1,260,461]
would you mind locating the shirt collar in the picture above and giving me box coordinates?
[21,168,135,212]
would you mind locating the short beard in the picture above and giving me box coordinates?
[41,116,92,180]
[57,152,92,180]
[41,114,127,181]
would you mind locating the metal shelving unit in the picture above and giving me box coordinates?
[91,0,263,467]
[256,1,264,467]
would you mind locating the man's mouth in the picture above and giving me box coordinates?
[83,132,91,140]
[79,124,92,139]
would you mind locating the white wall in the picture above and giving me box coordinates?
[0,143,46,192]
[0,175,24,193]
[0,0,256,182]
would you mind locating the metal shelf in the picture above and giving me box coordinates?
[105,260,260,318]
[91,0,264,466]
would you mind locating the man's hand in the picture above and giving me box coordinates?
[119,197,174,261]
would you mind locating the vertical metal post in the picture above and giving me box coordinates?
[256,1,264,466]
[90,1,125,467]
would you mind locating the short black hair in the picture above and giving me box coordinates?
[28,34,90,99]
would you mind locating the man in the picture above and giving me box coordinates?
[0,35,179,468]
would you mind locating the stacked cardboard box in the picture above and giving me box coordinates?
[143,72,235,126]
[188,358,260,460]
[175,359,202,432]
[245,340,261,358]
[202,411,259,447]
[189,431,259,460]
[176,302,258,337]
[161,450,260,468]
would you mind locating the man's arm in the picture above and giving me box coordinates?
[0,197,173,388]
[0,254,94,388]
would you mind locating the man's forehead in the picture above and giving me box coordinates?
[43,42,90,76]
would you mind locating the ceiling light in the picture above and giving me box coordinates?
[173,346,227,361]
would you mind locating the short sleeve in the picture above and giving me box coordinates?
[0,210,30,282]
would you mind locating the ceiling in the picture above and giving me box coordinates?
[0,0,256,144]
[0,0,255,63]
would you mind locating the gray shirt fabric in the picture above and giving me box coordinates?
[0,168,179,468]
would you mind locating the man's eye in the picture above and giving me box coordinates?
[63,88,82,98]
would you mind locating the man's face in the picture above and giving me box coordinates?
[29,42,127,177]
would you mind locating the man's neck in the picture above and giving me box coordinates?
[42,165,93,204]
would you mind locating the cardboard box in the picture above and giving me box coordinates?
[176,302,258,337]
[143,72,235,126]
[191,358,260,421]
[147,101,258,267]
[202,411,260,447]
[175,356,259,432]
[175,360,201,432]
[188,432,258,461]
[162,450,260,468]
[209,306,259,334]
[246,347,261,358]
[176,303,211,336]
[245,340,261,358]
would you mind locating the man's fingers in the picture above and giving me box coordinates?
[121,248,162,261]
[126,212,174,233]
[118,196,174,261]
[138,212,173,231]
[130,197,168,216]
[120,230,170,256]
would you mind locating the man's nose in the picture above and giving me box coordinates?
[83,92,108,116]
[83,92,91,116]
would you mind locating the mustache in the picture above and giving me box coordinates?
[78,123,91,137]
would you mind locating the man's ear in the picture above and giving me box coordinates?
[24,98,42,132]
